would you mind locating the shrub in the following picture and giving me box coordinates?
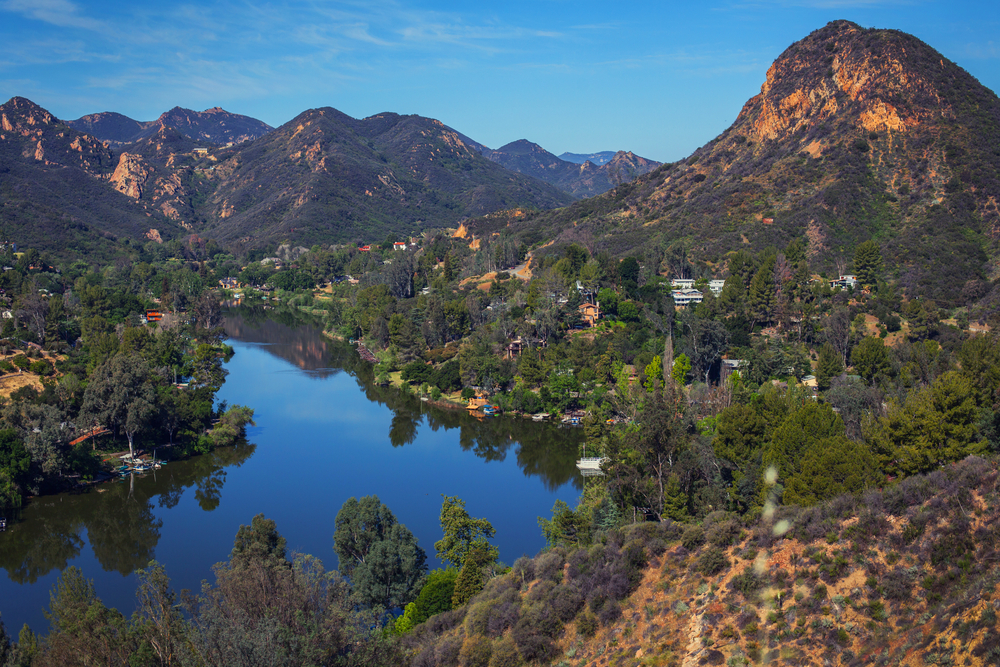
[598,600,621,625]
[731,566,764,599]
[698,547,730,576]
[577,610,598,637]
[488,637,522,667]
[459,635,492,667]
[29,359,51,376]
[705,516,742,547]
[682,525,706,550]
[434,634,462,667]
[12,354,29,370]
[550,584,585,622]
[534,551,564,583]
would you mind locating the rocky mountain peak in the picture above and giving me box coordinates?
[736,20,963,142]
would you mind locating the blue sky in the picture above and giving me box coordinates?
[1,0,997,161]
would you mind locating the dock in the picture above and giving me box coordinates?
[576,457,606,477]
[357,344,378,363]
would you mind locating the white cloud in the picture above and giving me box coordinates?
[0,0,105,31]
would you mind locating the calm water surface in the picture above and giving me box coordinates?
[0,308,583,634]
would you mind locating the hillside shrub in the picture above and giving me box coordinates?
[434,634,462,667]
[488,637,521,667]
[577,609,598,637]
[698,547,730,576]
[459,635,492,667]
[706,515,742,547]
[682,525,706,550]
[29,360,51,375]
[550,584,585,622]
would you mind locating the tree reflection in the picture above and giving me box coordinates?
[85,474,162,575]
[223,307,586,489]
[0,439,256,583]
[0,511,84,584]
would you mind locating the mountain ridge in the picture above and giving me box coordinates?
[67,106,273,146]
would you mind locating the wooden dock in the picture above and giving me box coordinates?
[357,344,377,363]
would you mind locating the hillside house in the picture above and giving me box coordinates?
[219,277,241,290]
[393,242,407,251]
[579,302,600,327]
[829,275,858,290]
[670,278,695,290]
[708,279,726,295]
[358,245,372,252]
[672,288,704,307]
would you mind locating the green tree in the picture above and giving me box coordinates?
[450,542,495,607]
[672,353,691,386]
[816,343,844,391]
[764,402,845,485]
[538,499,589,548]
[867,371,988,476]
[434,495,497,569]
[851,336,890,385]
[747,255,777,327]
[661,473,688,521]
[0,429,29,507]
[79,353,156,459]
[334,496,427,610]
[41,567,133,665]
[783,437,881,506]
[853,240,883,287]
[410,568,459,624]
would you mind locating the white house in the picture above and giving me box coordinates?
[672,288,704,307]
[708,279,726,295]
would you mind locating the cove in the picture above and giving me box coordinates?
[0,307,584,634]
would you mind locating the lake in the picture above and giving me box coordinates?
[0,307,584,635]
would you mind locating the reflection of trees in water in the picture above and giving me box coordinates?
[224,308,583,491]
[358,372,584,492]
[85,474,163,575]
[0,509,84,584]
[223,307,341,378]
[0,441,256,583]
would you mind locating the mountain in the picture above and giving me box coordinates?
[483,140,661,198]
[0,97,180,257]
[559,150,617,165]
[488,20,1000,304]
[67,106,272,146]
[199,109,575,248]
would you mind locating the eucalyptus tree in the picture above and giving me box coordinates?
[80,353,156,459]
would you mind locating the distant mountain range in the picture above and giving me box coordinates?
[558,151,617,165]
[481,140,660,198]
[468,20,1000,303]
[66,107,272,146]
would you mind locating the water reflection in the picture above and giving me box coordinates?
[223,306,583,492]
[0,441,254,583]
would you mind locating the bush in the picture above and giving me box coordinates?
[698,547,730,576]
[12,354,29,370]
[577,610,598,637]
[29,359,51,376]
[534,551,564,583]
[550,584,585,622]
[682,525,706,550]
[488,637,522,667]
[705,516,742,547]
[731,566,764,599]
[459,635,492,667]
